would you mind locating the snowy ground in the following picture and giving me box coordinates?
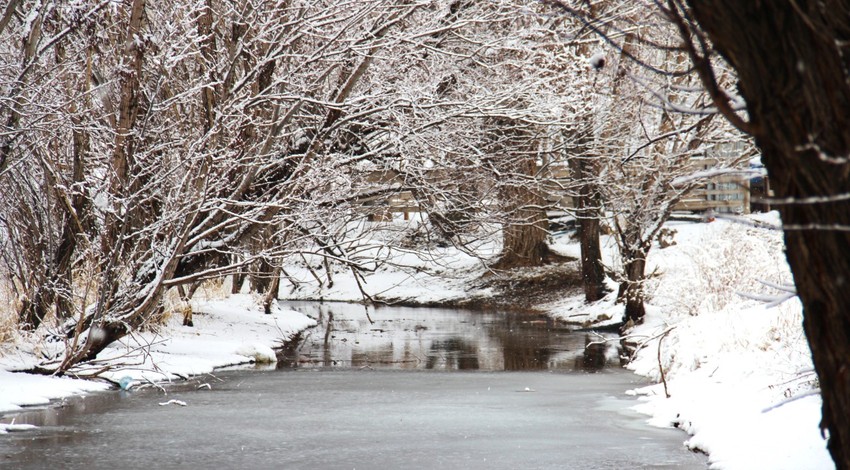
[284,213,833,469]
[282,217,502,305]
[617,215,831,470]
[0,294,315,433]
[0,212,834,468]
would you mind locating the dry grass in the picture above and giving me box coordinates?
[159,277,231,326]
[0,280,21,349]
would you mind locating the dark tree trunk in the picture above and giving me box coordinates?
[19,294,49,330]
[569,154,607,302]
[262,266,281,315]
[687,2,850,467]
[617,252,646,325]
[578,217,606,301]
[77,322,130,364]
[568,25,608,303]
[231,268,245,294]
[497,203,549,268]
[251,257,275,294]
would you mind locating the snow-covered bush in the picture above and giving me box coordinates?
[646,215,792,317]
[625,214,827,469]
[633,213,813,388]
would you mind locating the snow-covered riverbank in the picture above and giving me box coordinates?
[0,294,315,431]
[614,216,831,469]
[282,213,832,469]
[0,213,834,469]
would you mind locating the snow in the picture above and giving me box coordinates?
[284,218,500,304]
[0,369,109,418]
[92,294,316,383]
[287,212,833,469]
[0,293,315,421]
[620,213,832,469]
[0,212,834,468]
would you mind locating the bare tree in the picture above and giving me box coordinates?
[542,1,751,324]
[0,0,761,381]
[0,0,456,373]
[378,1,588,269]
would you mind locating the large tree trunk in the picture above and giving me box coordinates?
[496,158,550,268]
[578,215,606,301]
[687,2,850,467]
[231,266,246,295]
[568,5,608,303]
[498,203,549,268]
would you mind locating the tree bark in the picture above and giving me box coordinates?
[686,2,850,467]
[231,266,245,294]
[567,3,607,302]
[55,0,150,373]
[496,153,550,268]
[569,154,607,302]
[252,256,275,295]
[262,266,281,315]
[618,252,646,324]
[195,0,217,135]
[104,0,146,257]
[0,0,41,175]
[578,215,606,301]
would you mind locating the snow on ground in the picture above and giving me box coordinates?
[619,214,832,470]
[285,216,500,303]
[92,293,316,383]
[0,212,834,468]
[288,213,833,469]
[0,293,315,429]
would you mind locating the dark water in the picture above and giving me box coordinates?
[277,302,621,372]
[0,303,707,469]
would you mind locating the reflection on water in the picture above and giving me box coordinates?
[425,338,480,370]
[279,301,621,372]
[0,303,706,470]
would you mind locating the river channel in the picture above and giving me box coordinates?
[0,302,706,469]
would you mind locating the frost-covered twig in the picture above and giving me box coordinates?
[715,212,850,232]
[762,389,821,413]
[670,168,764,188]
[627,325,677,363]
[736,279,797,308]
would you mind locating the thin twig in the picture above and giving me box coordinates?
[762,389,821,413]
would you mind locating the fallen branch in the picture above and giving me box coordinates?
[658,328,673,398]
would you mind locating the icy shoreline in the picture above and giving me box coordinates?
[548,215,832,469]
[0,294,316,432]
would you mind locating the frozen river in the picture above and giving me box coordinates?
[0,303,707,469]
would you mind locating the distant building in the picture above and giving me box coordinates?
[674,142,753,214]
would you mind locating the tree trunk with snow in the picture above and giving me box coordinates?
[578,214,607,302]
[617,248,647,325]
[569,2,608,303]
[499,202,549,268]
[683,2,850,467]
